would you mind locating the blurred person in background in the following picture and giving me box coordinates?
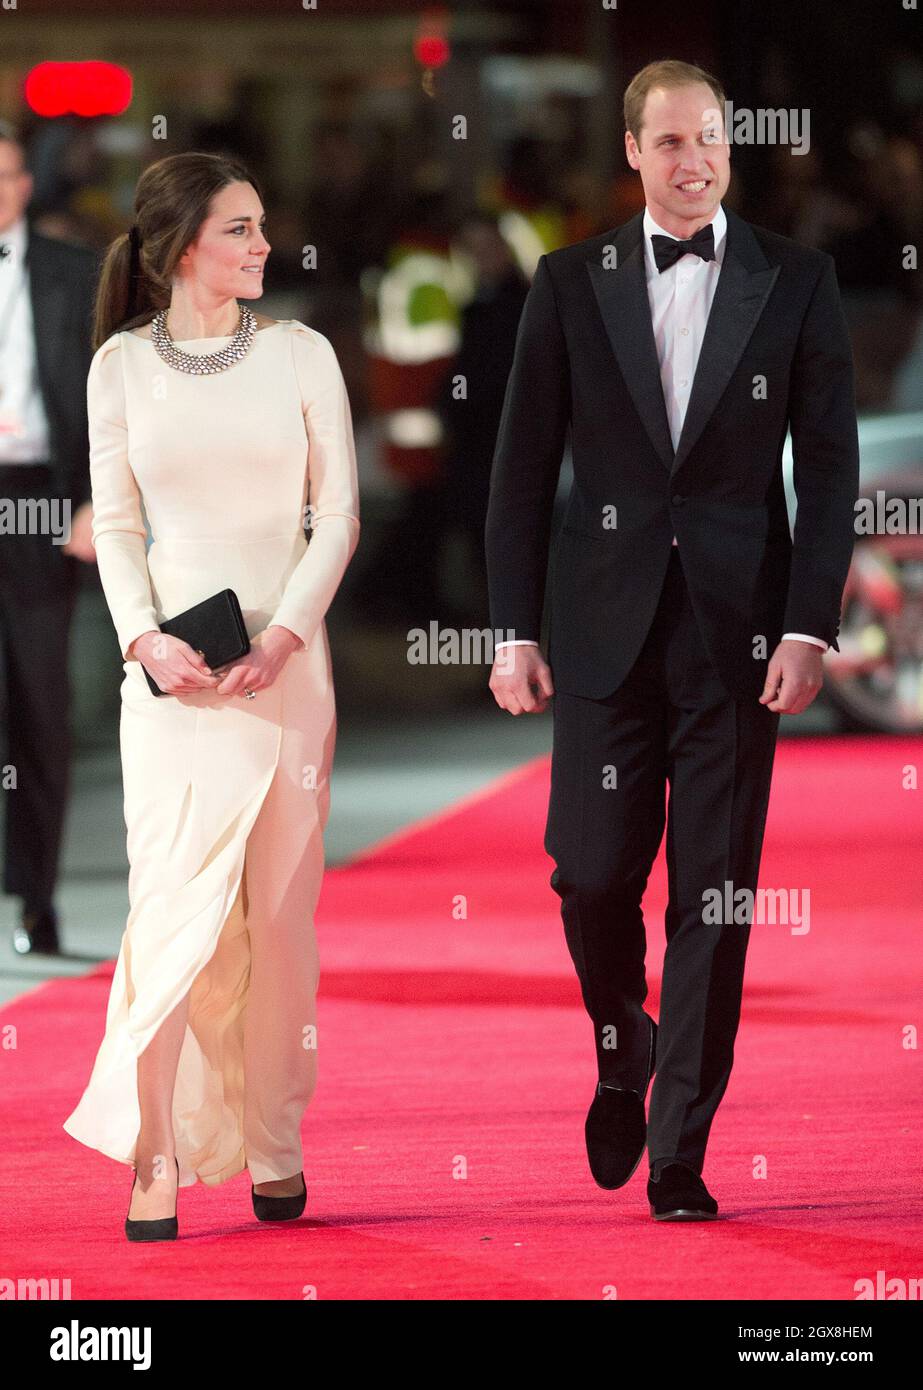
[0,119,99,957]
[436,211,528,630]
[353,183,457,625]
[746,144,863,252]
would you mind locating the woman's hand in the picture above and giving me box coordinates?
[130,631,222,695]
[214,625,303,697]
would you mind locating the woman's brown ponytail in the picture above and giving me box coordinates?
[91,151,263,351]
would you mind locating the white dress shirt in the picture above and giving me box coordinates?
[0,213,52,464]
[496,204,826,653]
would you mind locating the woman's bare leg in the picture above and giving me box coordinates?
[127,992,189,1220]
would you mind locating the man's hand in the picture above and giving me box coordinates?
[61,502,96,562]
[489,644,554,715]
[759,639,824,714]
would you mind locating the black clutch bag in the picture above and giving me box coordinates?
[141,588,250,697]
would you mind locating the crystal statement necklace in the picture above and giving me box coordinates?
[150,302,257,374]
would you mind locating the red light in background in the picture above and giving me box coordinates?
[25,62,132,118]
[414,35,450,70]
[414,6,450,70]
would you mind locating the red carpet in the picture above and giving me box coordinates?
[2,736,920,1299]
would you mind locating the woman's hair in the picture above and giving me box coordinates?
[92,151,263,350]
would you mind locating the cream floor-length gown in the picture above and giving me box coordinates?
[63,319,360,1188]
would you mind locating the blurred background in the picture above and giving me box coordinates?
[1,0,921,984]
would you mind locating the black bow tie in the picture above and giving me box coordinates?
[0,243,11,263]
[651,222,716,273]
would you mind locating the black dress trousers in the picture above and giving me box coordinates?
[0,462,80,909]
[544,544,780,1174]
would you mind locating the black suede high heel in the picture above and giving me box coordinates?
[251,1171,306,1222]
[125,1156,179,1242]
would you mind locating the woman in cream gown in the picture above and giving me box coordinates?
[63,155,360,1227]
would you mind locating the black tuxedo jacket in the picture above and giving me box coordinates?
[24,224,100,511]
[484,208,860,700]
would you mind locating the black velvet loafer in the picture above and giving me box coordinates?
[648,1162,719,1221]
[585,1014,657,1190]
[252,1171,307,1222]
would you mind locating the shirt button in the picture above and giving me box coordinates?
[680,327,689,336]
[679,378,689,387]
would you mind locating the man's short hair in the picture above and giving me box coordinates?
[0,119,26,162]
[624,59,726,148]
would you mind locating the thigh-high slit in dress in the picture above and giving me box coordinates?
[63,319,360,1187]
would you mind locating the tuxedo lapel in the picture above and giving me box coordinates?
[585,214,674,474]
[585,207,780,479]
[26,229,69,396]
[671,209,779,476]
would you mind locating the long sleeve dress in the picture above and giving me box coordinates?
[63,319,360,1188]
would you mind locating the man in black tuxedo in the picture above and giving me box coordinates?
[0,121,99,955]
[485,61,859,1220]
